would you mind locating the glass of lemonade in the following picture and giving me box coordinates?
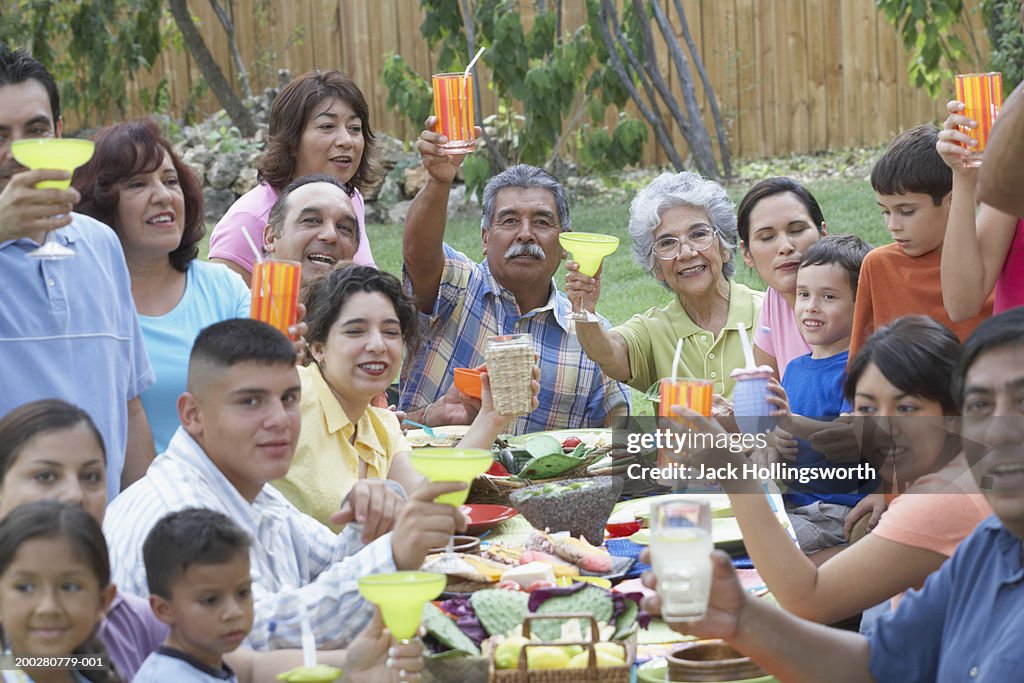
[650,499,713,623]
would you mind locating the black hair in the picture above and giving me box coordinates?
[953,307,1024,408]
[798,234,873,300]
[0,501,120,682]
[736,177,826,246]
[0,45,60,125]
[267,173,358,248]
[844,316,961,414]
[190,319,296,373]
[305,263,421,356]
[0,400,105,484]
[870,124,952,206]
[143,508,251,599]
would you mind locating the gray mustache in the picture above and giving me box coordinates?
[504,242,546,259]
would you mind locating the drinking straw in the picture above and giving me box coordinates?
[300,613,316,668]
[670,338,683,383]
[463,46,485,82]
[736,321,757,370]
[240,226,264,264]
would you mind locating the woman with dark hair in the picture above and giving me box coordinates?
[737,177,828,379]
[74,119,251,453]
[273,264,538,531]
[664,316,990,627]
[208,70,378,285]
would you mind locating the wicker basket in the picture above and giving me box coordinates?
[488,614,635,683]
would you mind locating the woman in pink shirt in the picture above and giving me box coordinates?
[209,70,378,285]
[737,178,827,379]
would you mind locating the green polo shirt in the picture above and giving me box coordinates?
[613,282,764,397]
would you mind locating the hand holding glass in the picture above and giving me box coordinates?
[10,138,95,259]
[650,500,713,623]
[560,232,619,323]
[955,72,1003,167]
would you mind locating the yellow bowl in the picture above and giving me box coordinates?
[10,138,95,189]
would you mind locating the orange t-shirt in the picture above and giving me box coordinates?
[849,244,994,360]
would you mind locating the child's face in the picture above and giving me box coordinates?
[0,536,112,658]
[852,362,952,486]
[0,424,107,524]
[794,263,856,357]
[875,191,950,257]
[310,291,404,412]
[155,552,253,669]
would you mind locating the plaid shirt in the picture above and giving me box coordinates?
[104,428,398,650]
[400,245,631,433]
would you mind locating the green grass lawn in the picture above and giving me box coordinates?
[203,175,887,416]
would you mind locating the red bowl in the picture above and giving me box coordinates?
[463,504,517,535]
[606,519,642,538]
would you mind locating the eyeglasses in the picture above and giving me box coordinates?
[652,228,716,260]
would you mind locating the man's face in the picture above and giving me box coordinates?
[961,344,1024,538]
[481,187,565,292]
[180,361,301,502]
[0,79,60,192]
[264,182,358,285]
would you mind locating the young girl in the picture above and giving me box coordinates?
[674,316,991,625]
[273,263,538,530]
[736,177,827,379]
[0,501,119,683]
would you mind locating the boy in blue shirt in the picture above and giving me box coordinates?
[135,508,252,682]
[772,235,876,558]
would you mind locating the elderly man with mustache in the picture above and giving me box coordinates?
[399,119,630,433]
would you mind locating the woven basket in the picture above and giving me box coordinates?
[489,614,635,683]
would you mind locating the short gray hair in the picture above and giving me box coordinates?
[480,164,571,232]
[628,172,738,280]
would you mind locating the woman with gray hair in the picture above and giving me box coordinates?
[567,172,763,398]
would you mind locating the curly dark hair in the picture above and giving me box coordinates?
[259,70,379,193]
[73,119,204,272]
[304,263,420,358]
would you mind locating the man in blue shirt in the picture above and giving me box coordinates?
[640,307,1024,683]
[0,46,155,497]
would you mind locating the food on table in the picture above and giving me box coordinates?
[423,552,508,583]
[500,561,557,590]
[527,530,614,574]
[274,664,343,682]
[510,476,624,544]
[422,601,481,655]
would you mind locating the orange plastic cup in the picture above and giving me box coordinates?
[250,259,301,338]
[955,72,1003,167]
[432,73,476,155]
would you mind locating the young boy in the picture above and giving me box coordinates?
[774,235,876,556]
[135,508,253,682]
[849,124,994,360]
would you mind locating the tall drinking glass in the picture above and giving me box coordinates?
[955,72,1003,167]
[650,500,713,623]
[432,73,476,154]
[250,259,301,338]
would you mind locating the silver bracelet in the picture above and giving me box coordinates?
[423,401,435,427]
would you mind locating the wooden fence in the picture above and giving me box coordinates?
[111,0,989,165]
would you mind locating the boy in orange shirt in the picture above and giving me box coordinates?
[849,125,993,359]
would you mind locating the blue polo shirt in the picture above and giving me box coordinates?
[869,515,1024,682]
[0,214,153,500]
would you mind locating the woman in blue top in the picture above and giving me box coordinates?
[74,120,250,453]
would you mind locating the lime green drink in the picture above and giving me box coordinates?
[559,232,619,277]
[358,571,446,641]
[408,448,494,507]
[10,139,95,190]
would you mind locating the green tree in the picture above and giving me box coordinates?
[982,0,1024,92]
[0,0,165,127]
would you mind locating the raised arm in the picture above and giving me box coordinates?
[937,100,1019,321]
[641,550,874,683]
[978,81,1024,216]
[403,117,476,314]
[565,261,632,381]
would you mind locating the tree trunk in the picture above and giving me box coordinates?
[168,0,256,137]
[208,0,252,99]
